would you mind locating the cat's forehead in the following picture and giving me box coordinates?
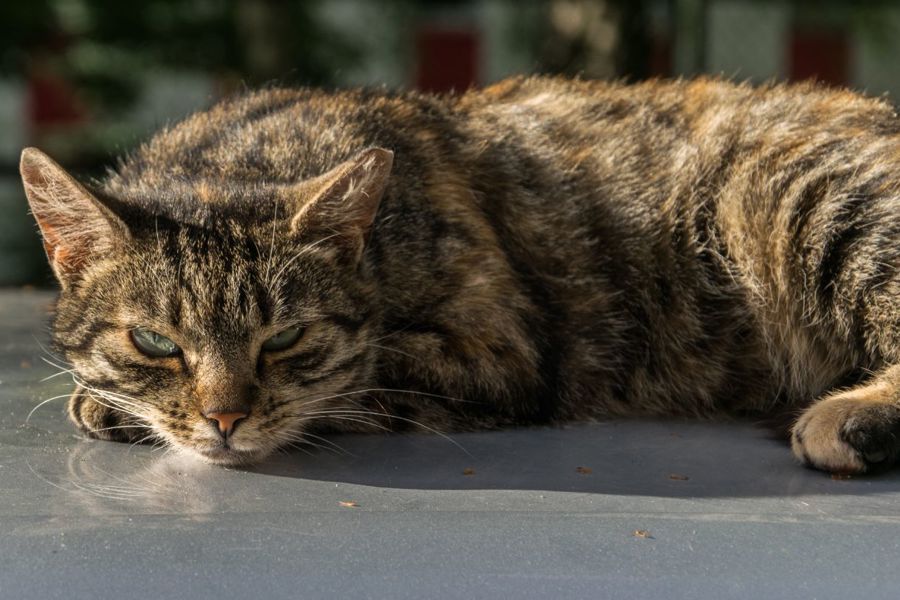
[117,218,336,326]
[105,180,293,230]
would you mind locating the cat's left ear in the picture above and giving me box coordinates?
[290,147,393,261]
[20,148,130,289]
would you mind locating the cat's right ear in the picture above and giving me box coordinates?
[20,148,130,289]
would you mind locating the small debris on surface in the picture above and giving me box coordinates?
[462,468,475,476]
[668,473,690,481]
[831,473,853,481]
[338,501,359,508]
[20,359,32,369]
[632,530,654,539]
[575,466,592,475]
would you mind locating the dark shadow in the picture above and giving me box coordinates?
[247,420,900,498]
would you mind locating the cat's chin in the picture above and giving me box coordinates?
[192,446,269,467]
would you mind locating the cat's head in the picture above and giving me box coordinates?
[20,146,393,465]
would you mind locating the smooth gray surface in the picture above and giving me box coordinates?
[2,289,900,599]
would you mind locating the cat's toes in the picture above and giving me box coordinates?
[792,394,900,474]
[68,389,151,444]
[839,404,900,470]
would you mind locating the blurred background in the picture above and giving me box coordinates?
[1,0,899,286]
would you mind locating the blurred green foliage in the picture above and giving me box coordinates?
[0,0,360,113]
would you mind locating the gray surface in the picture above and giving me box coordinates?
[2,289,900,599]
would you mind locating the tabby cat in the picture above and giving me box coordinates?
[20,76,900,474]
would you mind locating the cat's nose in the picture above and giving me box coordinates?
[204,411,248,438]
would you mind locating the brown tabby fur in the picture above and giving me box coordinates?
[20,76,900,473]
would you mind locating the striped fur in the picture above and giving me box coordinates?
[20,76,900,472]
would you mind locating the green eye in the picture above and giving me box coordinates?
[130,327,180,358]
[262,326,303,352]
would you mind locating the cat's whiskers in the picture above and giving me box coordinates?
[40,369,76,382]
[284,407,471,455]
[292,414,388,431]
[129,431,161,450]
[79,390,151,427]
[274,429,349,455]
[73,377,151,415]
[26,394,74,423]
[33,337,72,368]
[294,430,350,455]
[39,361,79,381]
[270,432,317,456]
[69,372,144,403]
[291,386,478,409]
[38,354,74,374]
[86,393,150,422]
[86,424,149,435]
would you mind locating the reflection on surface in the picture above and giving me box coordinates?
[20,419,900,520]
[54,442,221,514]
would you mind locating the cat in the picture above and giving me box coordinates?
[20,76,900,474]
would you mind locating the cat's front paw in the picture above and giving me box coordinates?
[792,386,900,474]
[67,387,152,444]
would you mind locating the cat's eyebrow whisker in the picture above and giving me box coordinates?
[268,231,342,290]
[367,323,417,344]
[264,200,279,287]
[363,342,418,360]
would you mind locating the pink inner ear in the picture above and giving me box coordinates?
[40,220,88,274]
[20,148,126,282]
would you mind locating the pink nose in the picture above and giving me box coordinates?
[204,411,248,437]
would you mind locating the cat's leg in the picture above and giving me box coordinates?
[770,160,900,473]
[791,365,900,473]
[67,385,152,443]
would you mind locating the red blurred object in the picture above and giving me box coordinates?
[648,32,672,77]
[415,26,480,93]
[789,29,849,87]
[27,71,87,127]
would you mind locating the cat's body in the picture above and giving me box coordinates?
[21,76,900,473]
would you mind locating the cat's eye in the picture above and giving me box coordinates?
[262,326,303,352]
[130,327,180,358]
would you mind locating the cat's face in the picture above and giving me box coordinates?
[21,147,393,465]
